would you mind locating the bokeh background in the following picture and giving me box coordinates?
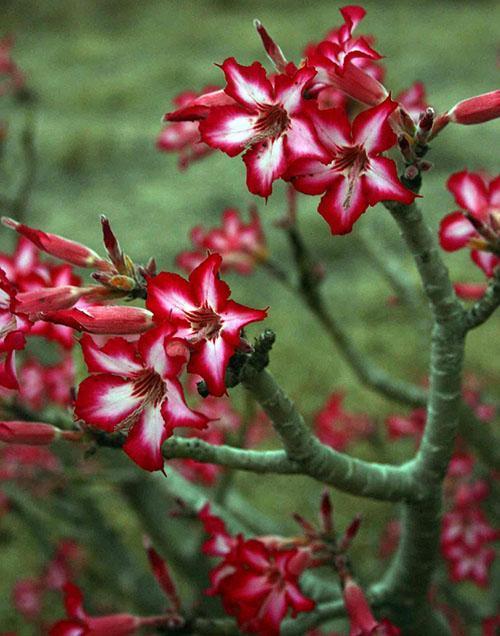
[0,0,498,632]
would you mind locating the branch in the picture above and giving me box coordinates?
[464,268,500,330]
[241,367,424,502]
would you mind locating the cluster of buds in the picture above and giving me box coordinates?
[2,215,156,308]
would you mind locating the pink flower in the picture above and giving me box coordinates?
[442,542,496,587]
[176,207,267,275]
[385,408,426,443]
[147,254,267,396]
[199,58,323,197]
[314,391,373,451]
[157,88,215,170]
[305,6,387,107]
[287,97,415,234]
[12,578,43,622]
[439,170,500,277]
[74,326,209,471]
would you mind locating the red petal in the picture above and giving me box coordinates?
[220,58,273,109]
[74,375,141,431]
[352,97,398,153]
[137,324,185,379]
[284,113,325,164]
[286,157,337,195]
[318,174,368,234]
[188,253,230,310]
[123,404,168,471]
[199,105,258,156]
[243,137,286,198]
[363,156,415,206]
[274,66,316,114]
[162,378,209,431]
[80,334,142,376]
[309,107,351,153]
[439,212,476,251]
[188,337,234,397]
[471,250,500,277]
[220,300,267,346]
[447,171,489,219]
[146,272,196,321]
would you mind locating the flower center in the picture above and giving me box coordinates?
[132,370,165,407]
[252,104,290,143]
[184,304,222,342]
[334,145,369,210]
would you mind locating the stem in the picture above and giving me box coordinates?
[464,268,500,330]
[241,367,423,502]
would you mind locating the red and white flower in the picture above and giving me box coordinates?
[199,58,323,197]
[176,207,267,275]
[74,326,209,471]
[0,268,28,390]
[199,505,315,636]
[147,254,267,396]
[439,170,500,277]
[305,5,387,107]
[287,97,415,234]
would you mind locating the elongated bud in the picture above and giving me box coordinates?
[454,282,487,301]
[0,421,82,445]
[100,215,126,273]
[339,514,362,552]
[15,285,106,315]
[143,536,182,612]
[39,305,154,335]
[165,89,234,122]
[415,107,435,144]
[397,134,413,162]
[447,90,500,125]
[254,19,290,74]
[1,217,111,270]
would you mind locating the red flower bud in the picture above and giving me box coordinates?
[447,90,500,125]
[15,285,107,316]
[1,217,111,270]
[0,421,82,445]
[39,305,154,335]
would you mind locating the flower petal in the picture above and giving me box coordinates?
[188,337,234,397]
[220,300,267,346]
[243,136,286,198]
[137,324,186,378]
[123,404,167,471]
[471,250,500,277]
[309,107,351,153]
[447,171,489,219]
[80,334,142,376]
[162,378,209,432]
[199,105,258,156]
[363,156,415,207]
[318,174,368,234]
[146,272,196,322]
[220,58,273,108]
[286,157,337,195]
[352,97,398,153]
[74,375,141,431]
[439,211,476,251]
[189,253,230,310]
[284,113,325,163]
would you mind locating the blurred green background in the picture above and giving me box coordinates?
[0,0,499,632]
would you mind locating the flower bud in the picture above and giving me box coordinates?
[40,305,154,335]
[1,217,111,270]
[447,90,500,125]
[0,421,82,445]
[15,285,104,315]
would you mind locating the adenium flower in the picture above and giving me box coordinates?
[439,170,500,277]
[0,268,28,389]
[314,391,374,451]
[176,207,267,275]
[441,541,496,587]
[199,58,323,197]
[305,5,388,107]
[287,97,415,234]
[75,326,209,471]
[147,253,267,396]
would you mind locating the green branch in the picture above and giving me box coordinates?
[464,268,500,330]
